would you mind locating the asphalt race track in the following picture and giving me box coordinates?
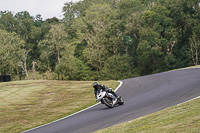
[23,68,200,133]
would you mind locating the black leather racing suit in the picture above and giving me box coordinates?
[93,84,118,99]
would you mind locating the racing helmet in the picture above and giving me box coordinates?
[93,82,99,87]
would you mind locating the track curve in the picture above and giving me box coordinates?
[23,68,200,133]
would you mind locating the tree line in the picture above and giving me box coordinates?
[0,0,199,81]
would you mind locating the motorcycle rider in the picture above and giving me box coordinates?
[93,82,119,105]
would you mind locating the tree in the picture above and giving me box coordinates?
[71,3,121,78]
[14,11,34,42]
[56,51,91,80]
[0,29,25,77]
[46,17,60,24]
[189,32,200,65]
[40,24,68,64]
[39,23,68,78]
[0,11,16,32]
[119,0,144,18]
[34,14,43,27]
[0,0,199,81]
[102,54,137,80]
[18,49,31,79]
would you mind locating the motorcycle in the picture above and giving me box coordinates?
[96,89,124,108]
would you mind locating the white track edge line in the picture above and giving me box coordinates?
[22,80,123,133]
[176,96,200,106]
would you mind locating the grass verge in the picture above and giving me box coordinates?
[169,65,200,72]
[95,97,200,133]
[0,80,119,133]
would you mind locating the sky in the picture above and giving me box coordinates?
[0,0,80,20]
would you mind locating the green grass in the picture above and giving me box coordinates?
[0,80,119,133]
[95,97,200,133]
[186,65,200,68]
[169,65,200,72]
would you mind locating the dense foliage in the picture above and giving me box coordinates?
[0,0,200,80]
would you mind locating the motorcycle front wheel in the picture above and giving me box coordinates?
[102,97,114,108]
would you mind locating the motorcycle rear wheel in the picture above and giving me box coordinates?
[118,96,124,105]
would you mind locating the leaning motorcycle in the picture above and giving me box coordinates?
[96,89,124,108]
